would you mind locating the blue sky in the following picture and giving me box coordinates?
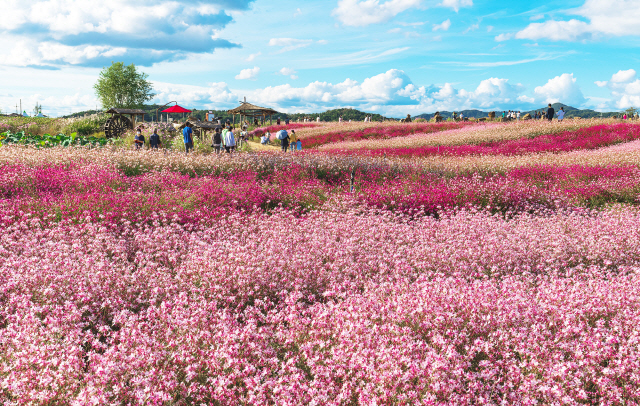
[1,0,639,117]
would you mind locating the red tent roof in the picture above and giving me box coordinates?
[162,105,192,113]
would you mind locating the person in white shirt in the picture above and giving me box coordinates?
[516,111,521,121]
[316,116,320,122]
[459,113,464,121]
[557,107,565,121]
[222,127,236,153]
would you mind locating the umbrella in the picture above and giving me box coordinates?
[276,130,288,140]
[162,105,191,113]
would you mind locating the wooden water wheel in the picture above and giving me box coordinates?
[104,115,133,138]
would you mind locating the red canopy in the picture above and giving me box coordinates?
[162,104,191,113]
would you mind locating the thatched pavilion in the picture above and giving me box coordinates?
[228,101,279,126]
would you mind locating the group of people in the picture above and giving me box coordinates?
[502,110,522,120]
[260,129,302,152]
[183,123,248,154]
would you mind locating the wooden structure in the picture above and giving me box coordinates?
[228,101,278,127]
[104,108,146,138]
[175,118,221,140]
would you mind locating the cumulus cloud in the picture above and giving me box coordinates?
[533,73,585,106]
[0,0,250,67]
[595,69,640,109]
[279,67,298,80]
[515,0,640,42]
[332,0,424,27]
[439,0,473,12]
[432,19,451,32]
[235,67,260,81]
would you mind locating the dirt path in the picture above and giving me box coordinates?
[246,140,280,152]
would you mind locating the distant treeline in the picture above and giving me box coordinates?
[64,103,628,122]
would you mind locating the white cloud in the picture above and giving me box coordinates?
[235,67,260,81]
[279,67,299,80]
[494,33,512,42]
[611,69,637,83]
[533,73,585,106]
[515,0,640,42]
[268,38,314,52]
[332,0,424,27]
[0,0,248,67]
[246,52,261,62]
[515,20,593,41]
[432,19,451,32]
[594,69,640,109]
[294,8,302,17]
[439,0,473,12]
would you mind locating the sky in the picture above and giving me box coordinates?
[1,0,640,117]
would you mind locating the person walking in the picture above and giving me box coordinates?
[212,128,222,154]
[557,107,565,122]
[183,123,193,154]
[222,126,236,154]
[149,128,161,149]
[516,111,521,121]
[546,104,555,122]
[289,130,297,152]
[280,131,289,152]
[134,128,145,149]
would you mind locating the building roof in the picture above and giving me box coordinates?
[228,102,278,115]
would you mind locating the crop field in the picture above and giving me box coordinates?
[2,119,640,404]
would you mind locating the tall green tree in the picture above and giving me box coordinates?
[94,62,155,109]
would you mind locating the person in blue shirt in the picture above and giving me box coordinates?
[134,129,145,149]
[183,124,193,154]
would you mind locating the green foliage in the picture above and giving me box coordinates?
[94,62,155,109]
[62,115,107,136]
[0,131,108,148]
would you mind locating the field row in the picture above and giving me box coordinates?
[2,207,640,404]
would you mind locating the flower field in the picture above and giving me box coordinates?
[2,119,640,404]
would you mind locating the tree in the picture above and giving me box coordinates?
[94,62,155,110]
[33,102,42,116]
[625,107,637,117]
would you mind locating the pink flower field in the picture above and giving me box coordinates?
[2,120,640,404]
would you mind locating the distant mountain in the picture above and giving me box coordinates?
[415,104,621,120]
[415,110,487,120]
[522,103,617,119]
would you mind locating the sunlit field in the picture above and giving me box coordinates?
[2,118,640,404]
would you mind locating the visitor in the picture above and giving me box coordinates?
[339,116,343,123]
[281,131,290,152]
[212,128,222,154]
[623,113,628,120]
[238,127,247,149]
[222,126,236,154]
[459,112,464,121]
[134,128,145,149]
[285,118,290,125]
[277,117,281,125]
[557,107,565,121]
[183,123,193,154]
[516,111,520,121]
[546,104,555,122]
[316,116,320,122]
[149,128,161,149]
[289,130,297,152]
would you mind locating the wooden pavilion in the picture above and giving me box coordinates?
[228,101,278,126]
